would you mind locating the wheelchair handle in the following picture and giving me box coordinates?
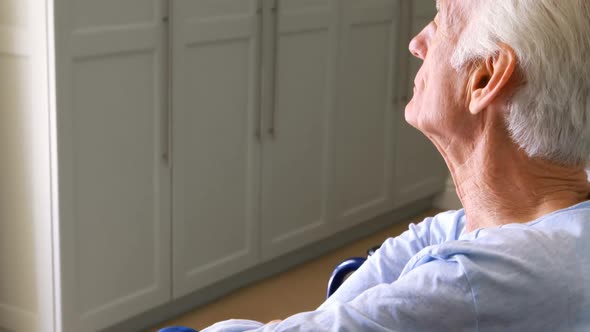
[326,257,367,299]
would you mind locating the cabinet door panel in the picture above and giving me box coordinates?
[392,3,447,208]
[331,0,399,228]
[70,52,162,316]
[71,0,155,29]
[54,1,170,330]
[171,0,261,298]
[260,0,334,259]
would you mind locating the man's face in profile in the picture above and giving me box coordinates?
[405,0,472,144]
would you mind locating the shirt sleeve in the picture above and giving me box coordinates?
[319,209,465,308]
[201,257,477,332]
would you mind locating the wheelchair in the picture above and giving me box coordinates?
[159,245,380,332]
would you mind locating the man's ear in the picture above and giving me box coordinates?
[468,43,517,114]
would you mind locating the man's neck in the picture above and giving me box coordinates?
[444,131,590,233]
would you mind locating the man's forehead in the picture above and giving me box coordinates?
[435,0,472,37]
[439,0,473,14]
[436,0,471,23]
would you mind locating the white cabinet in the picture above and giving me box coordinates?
[263,0,402,260]
[0,0,446,331]
[170,0,262,298]
[331,0,399,229]
[51,0,172,330]
[260,0,336,260]
[169,0,401,275]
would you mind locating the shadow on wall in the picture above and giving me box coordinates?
[0,1,44,329]
[0,56,39,325]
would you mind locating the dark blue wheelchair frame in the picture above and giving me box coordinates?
[159,245,380,332]
[326,244,380,298]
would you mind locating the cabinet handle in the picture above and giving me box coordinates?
[162,0,172,166]
[255,1,263,141]
[268,0,279,138]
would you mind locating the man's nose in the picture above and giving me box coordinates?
[409,31,427,60]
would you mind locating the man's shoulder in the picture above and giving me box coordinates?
[437,201,590,255]
[405,203,590,281]
[434,204,590,302]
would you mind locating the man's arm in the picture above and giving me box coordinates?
[202,257,476,332]
[320,209,465,308]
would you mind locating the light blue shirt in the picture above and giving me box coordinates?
[203,200,590,331]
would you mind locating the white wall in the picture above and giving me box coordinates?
[0,0,54,331]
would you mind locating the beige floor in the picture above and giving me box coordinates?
[150,209,440,331]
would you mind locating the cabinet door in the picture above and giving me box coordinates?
[171,0,262,297]
[53,0,171,330]
[331,0,399,229]
[260,0,336,260]
[392,0,447,208]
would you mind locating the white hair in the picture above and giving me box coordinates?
[451,0,590,166]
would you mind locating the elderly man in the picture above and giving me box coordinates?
[200,1,590,331]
